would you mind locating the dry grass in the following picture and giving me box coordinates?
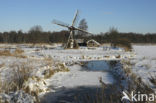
[0,62,33,94]
[0,63,5,68]
[13,48,27,58]
[56,63,70,72]
[122,59,156,103]
[44,63,69,79]
[14,48,24,54]
[0,61,40,102]
[43,56,69,79]
[77,59,155,103]
[44,56,53,66]
[0,50,12,56]
[0,75,2,94]
[2,62,33,92]
[43,69,55,79]
[0,51,70,103]
[75,78,121,103]
[0,48,27,58]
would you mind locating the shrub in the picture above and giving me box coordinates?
[111,38,132,51]
[1,62,33,93]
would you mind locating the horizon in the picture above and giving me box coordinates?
[0,0,156,34]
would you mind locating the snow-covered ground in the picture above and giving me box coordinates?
[0,44,139,103]
[132,45,156,87]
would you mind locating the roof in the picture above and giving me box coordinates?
[87,39,100,45]
[75,39,84,43]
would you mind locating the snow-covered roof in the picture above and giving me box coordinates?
[75,39,84,43]
[87,39,100,46]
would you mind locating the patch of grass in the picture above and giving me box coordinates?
[0,48,27,58]
[43,69,55,79]
[0,50,12,56]
[13,48,27,58]
[43,62,69,79]
[56,63,70,72]
[0,63,5,68]
[44,56,53,66]
[0,61,40,102]
[0,62,34,94]
[14,48,24,54]
[82,55,85,59]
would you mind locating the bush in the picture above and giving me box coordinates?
[1,62,33,93]
[111,38,132,51]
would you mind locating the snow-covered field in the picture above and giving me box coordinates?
[132,45,156,87]
[1,44,156,103]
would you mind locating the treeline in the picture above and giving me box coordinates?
[87,32,156,44]
[0,28,156,44]
[0,30,69,43]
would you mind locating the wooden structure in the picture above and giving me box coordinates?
[52,10,93,49]
[87,39,100,47]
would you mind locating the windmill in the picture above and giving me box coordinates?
[52,10,93,49]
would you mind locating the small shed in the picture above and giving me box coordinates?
[87,39,100,47]
[75,39,87,46]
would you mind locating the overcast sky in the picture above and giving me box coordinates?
[0,0,156,34]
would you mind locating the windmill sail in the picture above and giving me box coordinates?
[52,19,70,28]
[72,10,79,26]
[74,27,93,35]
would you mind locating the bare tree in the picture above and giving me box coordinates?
[29,25,43,33]
[78,18,88,37]
[28,25,44,43]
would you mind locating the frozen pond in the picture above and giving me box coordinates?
[84,60,110,71]
[41,60,120,103]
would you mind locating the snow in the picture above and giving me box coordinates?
[133,45,156,59]
[132,45,156,87]
[2,44,156,102]
[30,46,135,63]
[46,64,114,89]
[0,90,35,103]
[0,44,136,102]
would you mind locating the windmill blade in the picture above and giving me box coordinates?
[72,10,79,26]
[52,19,70,28]
[74,27,94,35]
